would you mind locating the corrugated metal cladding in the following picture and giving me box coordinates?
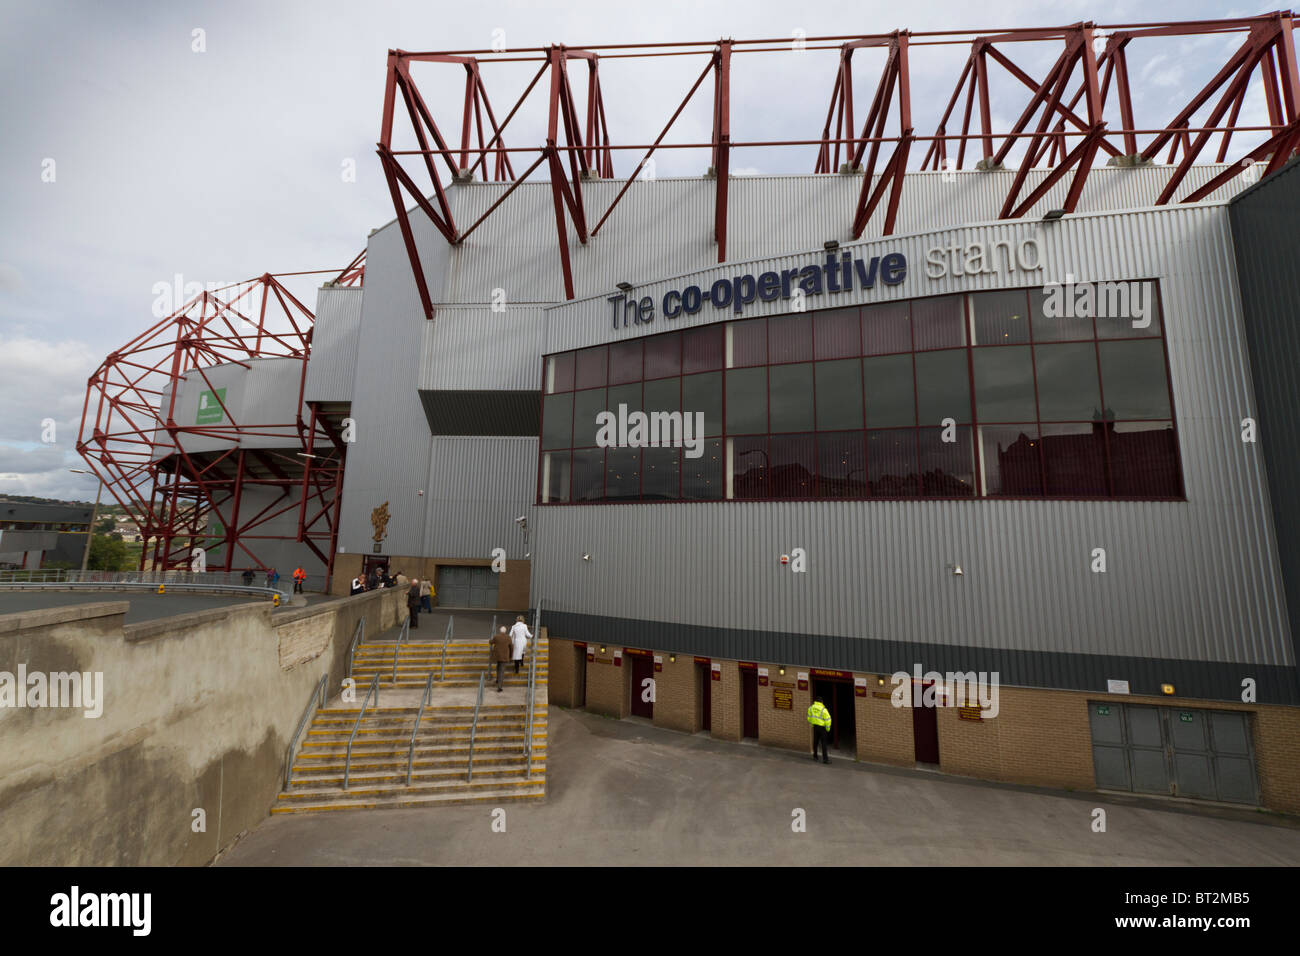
[337,221,447,558]
[420,304,546,391]
[304,286,363,402]
[391,164,1248,306]
[532,204,1297,702]
[422,437,537,560]
[419,390,540,436]
[1230,156,1300,676]
[151,357,304,458]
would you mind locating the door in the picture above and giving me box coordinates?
[741,668,758,739]
[437,566,500,608]
[630,656,654,719]
[812,679,857,752]
[912,681,940,764]
[697,663,711,732]
[362,556,389,581]
[1088,703,1259,805]
[574,646,587,708]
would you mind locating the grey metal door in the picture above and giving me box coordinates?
[1088,702,1259,805]
[437,566,498,608]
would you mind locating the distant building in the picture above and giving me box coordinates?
[0,501,93,569]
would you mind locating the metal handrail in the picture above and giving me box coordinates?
[284,672,328,789]
[0,568,293,599]
[343,673,380,790]
[0,581,284,599]
[439,615,455,681]
[406,672,436,786]
[346,617,366,680]
[525,601,541,778]
[467,670,487,782]
[391,614,411,682]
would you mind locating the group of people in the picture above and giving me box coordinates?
[240,567,292,590]
[348,566,433,609]
[488,616,532,692]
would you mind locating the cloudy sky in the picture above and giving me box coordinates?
[0,0,1273,501]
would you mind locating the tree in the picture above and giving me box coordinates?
[87,534,130,572]
[95,517,116,534]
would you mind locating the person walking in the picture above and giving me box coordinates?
[807,695,832,764]
[406,579,422,630]
[419,577,432,613]
[241,568,254,587]
[266,568,280,590]
[489,625,512,692]
[292,566,306,594]
[509,615,532,674]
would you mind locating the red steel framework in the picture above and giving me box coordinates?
[77,261,363,584]
[378,12,1299,318]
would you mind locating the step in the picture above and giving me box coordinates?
[298,738,546,757]
[270,786,546,813]
[293,752,544,775]
[276,774,546,802]
[288,762,547,787]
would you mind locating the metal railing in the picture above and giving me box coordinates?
[406,672,435,786]
[467,670,487,782]
[0,568,290,600]
[391,613,411,682]
[343,673,380,790]
[525,601,542,778]
[438,615,455,681]
[345,617,366,680]
[284,672,328,789]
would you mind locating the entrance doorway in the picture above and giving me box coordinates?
[361,555,389,584]
[912,681,941,765]
[696,662,711,732]
[741,667,759,739]
[629,655,654,719]
[812,679,857,753]
[574,645,587,708]
[436,565,500,608]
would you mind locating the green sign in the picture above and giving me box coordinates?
[1179,712,1194,723]
[196,388,227,425]
[1096,705,1110,716]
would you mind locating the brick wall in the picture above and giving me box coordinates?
[586,644,629,718]
[711,661,741,742]
[757,667,811,752]
[1255,705,1300,814]
[855,679,916,767]
[652,653,698,733]
[548,637,576,707]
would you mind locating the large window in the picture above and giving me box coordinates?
[538,282,1183,503]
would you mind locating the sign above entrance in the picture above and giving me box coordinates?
[607,249,908,330]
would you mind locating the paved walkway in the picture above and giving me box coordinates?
[0,589,266,624]
[217,707,1300,866]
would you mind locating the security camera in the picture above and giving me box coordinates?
[514,515,527,526]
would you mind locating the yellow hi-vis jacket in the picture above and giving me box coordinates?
[807,701,832,729]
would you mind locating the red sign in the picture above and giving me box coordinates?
[797,678,808,690]
[622,647,652,658]
[738,661,758,671]
[586,649,595,662]
[574,642,587,650]
[855,685,866,697]
[694,656,710,665]
[810,667,854,680]
[758,674,769,687]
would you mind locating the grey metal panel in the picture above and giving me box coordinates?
[419,390,540,436]
[420,305,546,390]
[379,165,1251,308]
[150,357,304,458]
[1229,156,1300,679]
[422,437,537,560]
[529,205,1294,689]
[336,220,449,559]
[304,286,363,402]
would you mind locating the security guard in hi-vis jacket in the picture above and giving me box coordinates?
[807,696,832,764]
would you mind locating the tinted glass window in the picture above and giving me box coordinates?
[641,447,681,499]
[683,372,722,438]
[1095,281,1162,339]
[814,307,861,359]
[770,434,816,498]
[1035,343,1101,421]
[575,346,607,389]
[918,426,975,497]
[730,317,767,367]
[971,289,1031,345]
[862,301,911,355]
[572,388,606,448]
[1041,424,1107,495]
[815,359,863,431]
[1031,286,1093,342]
[682,439,723,498]
[1109,422,1181,497]
[817,432,866,498]
[726,367,767,434]
[769,313,813,364]
[1098,340,1171,419]
[912,295,965,350]
[643,377,680,419]
[644,331,682,379]
[541,393,573,450]
[867,429,919,497]
[863,353,915,428]
[972,345,1036,422]
[609,339,643,384]
[731,437,768,499]
[915,349,970,425]
[541,451,571,503]
[979,424,1042,496]
[571,448,605,500]
[546,352,574,393]
[769,363,814,433]
[604,446,641,500]
[683,324,723,372]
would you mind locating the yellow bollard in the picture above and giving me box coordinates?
[157,584,165,594]
[272,593,280,607]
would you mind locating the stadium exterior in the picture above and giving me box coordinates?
[80,20,1300,812]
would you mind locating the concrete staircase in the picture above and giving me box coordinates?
[275,620,547,813]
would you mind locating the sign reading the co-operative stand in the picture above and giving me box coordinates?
[196,388,227,425]
[607,248,907,330]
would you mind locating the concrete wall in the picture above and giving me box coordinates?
[0,587,404,865]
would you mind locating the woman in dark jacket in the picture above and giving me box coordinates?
[406,579,422,629]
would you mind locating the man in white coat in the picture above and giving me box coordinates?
[509,615,532,674]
